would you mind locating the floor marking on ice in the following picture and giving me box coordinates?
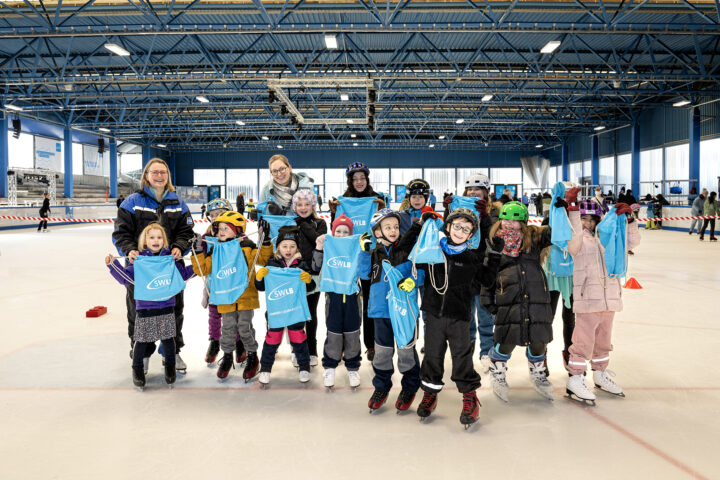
[572,400,711,480]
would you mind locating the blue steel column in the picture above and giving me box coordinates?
[689,107,701,191]
[109,139,118,198]
[591,135,599,186]
[142,146,151,167]
[631,122,640,195]
[169,152,176,186]
[63,127,73,198]
[0,115,8,197]
[561,140,569,181]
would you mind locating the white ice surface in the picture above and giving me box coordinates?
[0,224,719,479]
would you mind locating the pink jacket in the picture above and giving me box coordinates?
[567,210,641,313]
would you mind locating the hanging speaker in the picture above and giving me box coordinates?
[98,138,105,154]
[12,118,21,139]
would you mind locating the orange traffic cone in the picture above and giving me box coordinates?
[623,277,642,289]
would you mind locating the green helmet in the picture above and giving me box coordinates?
[498,201,529,222]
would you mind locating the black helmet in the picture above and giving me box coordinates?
[406,179,430,199]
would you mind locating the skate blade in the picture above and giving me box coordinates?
[493,390,509,403]
[135,386,145,392]
[167,383,175,389]
[350,386,360,392]
[463,422,478,431]
[260,383,270,390]
[206,362,216,368]
[176,369,187,375]
[565,390,596,406]
[535,388,554,401]
[325,386,335,393]
[594,385,625,398]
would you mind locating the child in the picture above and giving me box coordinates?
[361,208,421,413]
[255,225,315,385]
[106,223,195,389]
[487,201,556,402]
[398,179,431,234]
[292,189,327,366]
[561,194,640,404]
[399,208,503,426]
[191,212,272,381]
[200,198,247,366]
[312,214,362,389]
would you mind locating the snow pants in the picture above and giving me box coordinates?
[322,292,362,370]
[372,317,420,393]
[568,311,615,376]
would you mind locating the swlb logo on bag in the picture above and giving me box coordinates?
[268,282,295,301]
[393,301,408,317]
[327,256,352,269]
[147,274,173,290]
[350,216,367,228]
[216,262,237,280]
[133,255,186,302]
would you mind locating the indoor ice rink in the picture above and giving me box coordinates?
[2,1,720,479]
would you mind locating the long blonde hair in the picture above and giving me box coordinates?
[138,223,169,250]
[140,158,175,192]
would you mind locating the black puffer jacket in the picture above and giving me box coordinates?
[491,227,554,346]
[295,215,327,264]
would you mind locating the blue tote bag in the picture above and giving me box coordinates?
[257,213,298,246]
[205,238,249,305]
[264,267,312,329]
[382,262,419,349]
[133,255,187,301]
[336,197,378,280]
[319,234,362,295]
[548,182,574,277]
[409,218,444,265]
[448,195,481,248]
[597,206,628,278]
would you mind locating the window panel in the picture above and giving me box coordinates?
[664,144,689,197]
[7,131,34,169]
[425,169,455,200]
[456,168,489,195]
[226,169,258,203]
[617,153,631,191]
[72,142,83,175]
[700,137,720,193]
[194,168,225,186]
[599,156,615,192]
[640,148,662,197]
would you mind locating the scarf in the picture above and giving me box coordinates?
[272,174,299,209]
[496,228,522,257]
[440,237,467,255]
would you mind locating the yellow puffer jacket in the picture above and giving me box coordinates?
[191,238,273,313]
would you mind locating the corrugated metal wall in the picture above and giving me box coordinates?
[700,101,720,139]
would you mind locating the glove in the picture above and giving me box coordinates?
[565,187,581,211]
[474,198,488,218]
[374,198,386,209]
[300,271,312,284]
[614,202,632,216]
[442,194,453,210]
[256,267,269,281]
[359,232,372,252]
[257,218,270,234]
[191,234,204,254]
[398,277,415,292]
[554,197,569,210]
[421,211,441,223]
[248,209,259,221]
[485,237,505,256]
[267,201,283,215]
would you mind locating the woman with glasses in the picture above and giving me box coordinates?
[112,158,195,374]
[259,154,314,216]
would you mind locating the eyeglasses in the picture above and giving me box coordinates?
[270,166,288,176]
[148,170,168,176]
[451,224,472,234]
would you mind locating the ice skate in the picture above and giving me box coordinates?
[566,374,596,406]
[235,341,247,366]
[395,390,416,413]
[299,368,311,384]
[143,356,149,375]
[348,370,361,390]
[163,354,187,374]
[205,339,220,366]
[242,352,259,382]
[309,355,319,367]
[490,360,510,402]
[593,369,625,397]
[216,352,234,380]
[323,368,335,390]
[417,392,438,422]
[460,391,481,430]
[528,361,554,401]
[258,371,271,389]
[479,355,492,375]
[132,366,146,391]
[291,353,298,368]
[368,389,389,413]
[164,364,176,387]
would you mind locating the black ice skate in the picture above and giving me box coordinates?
[460,391,481,430]
[165,364,176,387]
[242,352,259,382]
[395,390,416,414]
[132,366,146,391]
[368,390,389,413]
[205,339,220,365]
[217,352,234,380]
[236,340,247,365]
[417,392,438,422]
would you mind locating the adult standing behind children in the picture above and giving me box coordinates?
[37,192,50,232]
[259,155,314,216]
[690,189,708,235]
[236,192,245,215]
[112,158,195,372]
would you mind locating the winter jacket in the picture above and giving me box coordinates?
[254,256,316,293]
[567,210,641,314]
[403,222,501,322]
[39,198,50,217]
[398,207,424,235]
[112,186,194,256]
[490,226,555,346]
[191,238,273,313]
[295,215,328,264]
[236,196,245,211]
[259,172,314,216]
[691,196,705,215]
[703,199,719,217]
[107,248,195,311]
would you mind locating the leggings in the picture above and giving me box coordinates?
[305,292,320,357]
[549,291,576,353]
[701,218,716,237]
[497,342,546,357]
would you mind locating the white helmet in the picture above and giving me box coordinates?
[465,173,490,190]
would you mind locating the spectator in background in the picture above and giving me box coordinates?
[541,191,553,216]
[690,189,708,235]
[37,192,50,232]
[428,189,437,210]
[606,190,615,203]
[116,194,125,209]
[236,192,245,215]
[521,192,529,207]
[317,193,323,212]
[699,192,718,242]
[200,203,206,219]
[654,194,670,229]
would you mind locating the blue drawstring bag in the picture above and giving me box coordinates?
[382,261,419,349]
[597,206,628,278]
[257,213,298,246]
[133,255,187,301]
[205,238,249,305]
[448,195,481,248]
[409,218,444,265]
[319,234,362,295]
[264,267,312,329]
[549,182,574,277]
[254,201,269,215]
[336,196,378,280]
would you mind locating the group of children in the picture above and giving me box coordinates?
[106,164,640,427]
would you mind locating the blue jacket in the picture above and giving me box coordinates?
[398,207,424,235]
[112,187,195,256]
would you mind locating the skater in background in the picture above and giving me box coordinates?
[428,189,437,210]
[292,189,327,366]
[255,226,315,386]
[558,193,640,404]
[200,203,207,219]
[116,194,125,209]
[37,192,50,232]
[689,189,707,235]
[191,212,271,381]
[236,192,245,215]
[106,223,195,389]
[112,158,195,373]
[486,201,556,402]
[312,214,363,389]
[400,208,503,427]
[699,191,718,241]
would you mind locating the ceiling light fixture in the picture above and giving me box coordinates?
[157,144,167,148]
[196,96,209,103]
[350,134,357,138]
[5,104,23,111]
[429,144,435,148]
[340,93,349,101]
[236,120,245,126]
[439,135,446,140]
[481,94,493,102]
[673,100,691,107]
[346,119,354,124]
[99,127,111,133]
[324,34,338,49]
[540,40,561,54]
[277,145,283,149]
[535,144,544,148]
[104,43,130,56]
[353,142,358,147]
[594,126,606,131]
[455,119,464,124]
[261,136,269,140]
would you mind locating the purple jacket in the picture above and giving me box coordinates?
[107,248,195,311]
